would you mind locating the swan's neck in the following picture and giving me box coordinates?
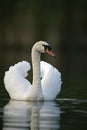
[32,49,41,88]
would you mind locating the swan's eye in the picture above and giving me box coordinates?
[42,45,52,51]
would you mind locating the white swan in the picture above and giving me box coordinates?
[4,41,62,100]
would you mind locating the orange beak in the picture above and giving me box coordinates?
[45,48,55,58]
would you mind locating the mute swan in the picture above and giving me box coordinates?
[4,41,62,100]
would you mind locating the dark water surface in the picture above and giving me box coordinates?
[0,98,87,130]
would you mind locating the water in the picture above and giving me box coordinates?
[0,98,87,130]
[0,48,87,129]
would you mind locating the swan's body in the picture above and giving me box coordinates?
[4,41,62,100]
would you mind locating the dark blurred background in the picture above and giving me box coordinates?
[0,0,87,99]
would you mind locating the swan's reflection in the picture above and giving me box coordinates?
[3,100,60,130]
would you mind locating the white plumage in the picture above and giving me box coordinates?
[4,41,62,100]
[41,61,61,100]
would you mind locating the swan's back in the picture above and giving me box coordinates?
[41,61,62,100]
[4,61,31,99]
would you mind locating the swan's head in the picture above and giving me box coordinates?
[32,41,55,58]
